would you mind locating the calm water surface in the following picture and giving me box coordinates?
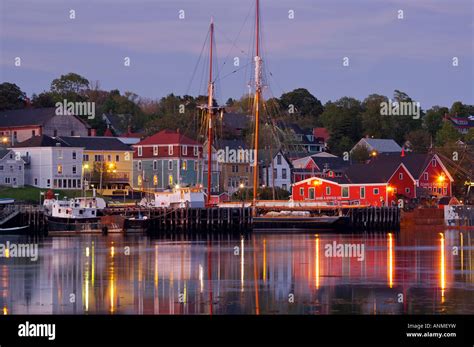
[0,229,473,314]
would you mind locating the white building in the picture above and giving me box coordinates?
[261,150,292,192]
[0,149,25,187]
[12,135,83,189]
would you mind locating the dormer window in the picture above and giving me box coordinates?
[138,146,143,156]
[153,145,158,156]
[168,145,173,155]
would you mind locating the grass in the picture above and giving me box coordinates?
[0,185,109,204]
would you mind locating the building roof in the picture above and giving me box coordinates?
[216,139,248,150]
[13,135,71,148]
[0,149,10,160]
[313,127,330,141]
[60,136,132,151]
[0,107,91,128]
[368,152,434,178]
[354,138,402,153]
[137,129,200,146]
[311,156,350,172]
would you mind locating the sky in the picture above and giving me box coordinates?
[0,0,473,109]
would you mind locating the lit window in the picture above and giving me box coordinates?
[57,164,63,174]
[169,175,173,186]
[153,175,158,186]
[182,160,187,170]
[153,145,158,156]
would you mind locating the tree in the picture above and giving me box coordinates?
[405,129,431,153]
[0,83,26,110]
[51,73,90,95]
[360,94,389,138]
[279,88,323,117]
[350,144,371,163]
[31,92,56,108]
[436,121,460,145]
[450,101,468,115]
[464,128,474,142]
[424,106,448,137]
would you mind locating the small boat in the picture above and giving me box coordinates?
[140,186,205,209]
[43,190,107,234]
[124,212,151,233]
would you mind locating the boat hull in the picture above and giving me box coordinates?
[46,216,104,234]
[252,216,350,232]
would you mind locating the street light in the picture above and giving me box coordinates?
[371,151,377,157]
[437,174,445,183]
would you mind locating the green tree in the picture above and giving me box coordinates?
[464,128,474,142]
[0,82,26,110]
[436,121,460,145]
[350,144,371,163]
[424,106,448,137]
[31,92,56,108]
[405,129,431,153]
[279,88,323,117]
[450,101,467,115]
[50,72,90,96]
[360,94,389,138]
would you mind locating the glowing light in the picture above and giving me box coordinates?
[388,233,394,288]
[2,137,8,144]
[387,186,394,193]
[371,151,377,157]
[5,248,9,258]
[239,183,245,189]
[108,162,115,169]
[85,247,89,257]
[175,184,180,189]
[3,306,7,315]
[110,246,115,258]
[438,175,445,183]
[460,232,464,275]
[154,245,159,288]
[440,232,446,302]
[240,237,245,292]
[315,235,320,289]
[199,264,204,293]
[83,163,90,169]
[263,239,267,283]
[312,180,321,186]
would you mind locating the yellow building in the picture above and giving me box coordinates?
[60,137,134,196]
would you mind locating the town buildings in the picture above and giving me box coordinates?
[132,129,203,191]
[0,149,25,187]
[0,108,93,145]
[12,135,83,189]
[59,136,134,196]
[260,149,292,191]
[351,138,402,154]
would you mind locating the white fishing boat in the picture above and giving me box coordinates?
[43,191,107,233]
[139,186,205,209]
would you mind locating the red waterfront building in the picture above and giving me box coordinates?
[292,152,453,206]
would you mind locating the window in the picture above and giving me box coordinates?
[115,154,120,162]
[299,187,304,196]
[405,187,410,194]
[57,164,63,174]
[32,130,36,136]
[168,174,173,186]
[168,145,173,155]
[0,166,3,171]
[194,146,198,156]
[182,146,187,155]
[34,178,38,185]
[47,179,51,187]
[194,161,198,171]
[282,168,287,179]
[137,175,143,186]
[309,187,315,200]
[137,161,142,170]
[182,160,187,170]
[423,172,428,180]
[443,187,447,194]
[138,146,143,156]
[72,151,77,160]
[18,166,21,171]
[373,188,379,195]
[432,158,437,167]
[277,154,282,165]
[153,146,158,156]
[72,165,77,174]
[342,187,349,198]
[168,160,173,170]
[273,168,278,179]
[153,175,158,186]
[153,160,158,170]
[94,154,103,162]
[399,173,403,180]
[57,150,63,159]
[107,154,112,162]
[5,177,11,184]
[428,186,432,192]
[83,154,89,161]
[326,186,331,195]
[71,131,74,136]
[232,165,238,173]
[282,184,287,190]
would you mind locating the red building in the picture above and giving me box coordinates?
[292,153,453,206]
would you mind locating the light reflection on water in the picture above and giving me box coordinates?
[0,229,473,315]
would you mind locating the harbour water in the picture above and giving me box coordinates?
[0,229,473,315]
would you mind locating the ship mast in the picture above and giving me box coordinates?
[252,0,262,213]
[207,18,214,206]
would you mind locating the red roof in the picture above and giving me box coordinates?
[138,129,200,146]
[313,127,330,141]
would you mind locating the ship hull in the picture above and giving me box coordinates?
[252,216,350,232]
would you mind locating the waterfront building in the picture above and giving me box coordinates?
[0,149,25,187]
[292,155,349,183]
[59,136,134,196]
[0,107,93,145]
[12,135,83,189]
[260,149,292,191]
[132,129,203,190]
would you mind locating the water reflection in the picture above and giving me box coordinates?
[0,229,473,314]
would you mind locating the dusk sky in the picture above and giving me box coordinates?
[0,0,472,109]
